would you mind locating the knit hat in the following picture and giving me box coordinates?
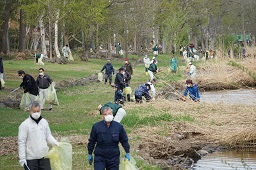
[125,58,129,61]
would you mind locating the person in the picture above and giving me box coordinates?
[87,106,130,169]
[98,102,126,123]
[0,56,5,89]
[179,45,184,57]
[151,56,158,64]
[153,44,158,57]
[170,56,177,73]
[100,59,115,85]
[18,70,39,110]
[114,67,125,91]
[123,70,131,87]
[188,62,196,78]
[123,58,133,76]
[182,79,200,102]
[148,59,158,82]
[134,82,153,103]
[35,53,44,65]
[36,68,53,111]
[62,44,71,60]
[18,101,59,170]
[113,85,125,104]
[143,54,151,73]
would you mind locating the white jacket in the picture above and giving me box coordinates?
[18,116,57,160]
[189,65,196,78]
[147,82,156,97]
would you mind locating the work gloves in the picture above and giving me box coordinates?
[125,153,130,161]
[19,159,27,167]
[88,154,93,165]
[54,141,60,146]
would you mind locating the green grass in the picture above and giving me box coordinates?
[0,53,188,169]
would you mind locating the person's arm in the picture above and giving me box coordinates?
[111,65,115,74]
[100,65,106,72]
[45,121,58,146]
[119,125,130,154]
[18,123,28,160]
[117,74,125,87]
[130,64,133,75]
[88,125,97,155]
[24,75,32,93]
[46,75,53,84]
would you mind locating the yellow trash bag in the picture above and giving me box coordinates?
[46,142,72,170]
[20,93,39,111]
[119,157,138,170]
[98,72,103,82]
[47,83,59,105]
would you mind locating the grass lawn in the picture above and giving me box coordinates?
[0,53,189,170]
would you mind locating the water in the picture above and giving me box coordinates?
[193,149,256,170]
[200,89,256,105]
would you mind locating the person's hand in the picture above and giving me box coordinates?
[125,153,130,161]
[181,96,186,101]
[19,159,27,167]
[88,154,93,165]
[54,141,60,146]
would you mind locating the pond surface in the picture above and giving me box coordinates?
[193,149,256,170]
[200,89,256,105]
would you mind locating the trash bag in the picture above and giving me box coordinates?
[119,157,138,170]
[98,72,103,82]
[46,142,72,170]
[19,93,39,111]
[38,58,45,65]
[47,83,59,105]
[0,79,5,88]
[68,53,74,61]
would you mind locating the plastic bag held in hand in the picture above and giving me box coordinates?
[88,154,93,165]
[125,153,130,161]
[19,159,27,167]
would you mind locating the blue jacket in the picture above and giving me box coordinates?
[183,84,200,101]
[87,120,130,158]
[134,84,151,99]
[114,90,125,104]
[101,63,114,75]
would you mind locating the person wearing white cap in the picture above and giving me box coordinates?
[188,62,196,78]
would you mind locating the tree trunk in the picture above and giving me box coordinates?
[18,9,26,52]
[39,16,47,57]
[1,1,12,54]
[81,30,88,61]
[48,2,53,60]
[54,10,61,58]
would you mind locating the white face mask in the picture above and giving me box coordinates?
[20,76,23,79]
[39,72,44,76]
[31,112,41,119]
[104,114,113,122]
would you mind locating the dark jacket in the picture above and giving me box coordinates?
[114,73,125,91]
[0,57,3,73]
[88,120,130,157]
[123,63,133,75]
[134,84,151,100]
[20,74,39,96]
[101,63,114,75]
[148,63,157,73]
[36,74,52,89]
[102,102,122,117]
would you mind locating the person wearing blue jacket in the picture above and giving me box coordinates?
[182,79,200,102]
[87,106,130,170]
[101,60,115,85]
[134,83,152,103]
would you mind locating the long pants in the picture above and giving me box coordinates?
[114,108,126,123]
[94,155,119,170]
[24,158,51,170]
[39,88,52,110]
[148,70,155,82]
[104,74,112,84]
